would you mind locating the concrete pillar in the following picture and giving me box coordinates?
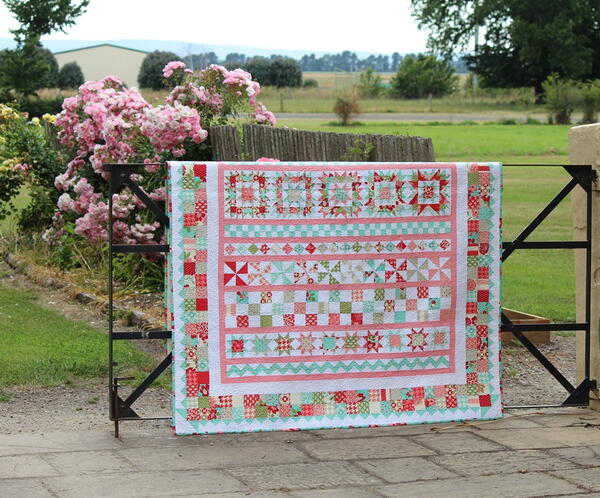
[571,124,600,409]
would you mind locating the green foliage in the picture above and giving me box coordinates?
[17,185,56,231]
[333,93,361,126]
[542,74,580,124]
[389,54,457,99]
[302,78,319,89]
[410,0,600,96]
[3,0,90,42]
[14,96,64,118]
[245,56,271,85]
[57,61,84,89]
[40,48,59,88]
[0,105,66,223]
[0,41,53,97]
[269,57,302,88]
[580,80,600,124]
[357,67,384,98]
[138,50,179,90]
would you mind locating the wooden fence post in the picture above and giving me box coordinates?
[571,124,600,408]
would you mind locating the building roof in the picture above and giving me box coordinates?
[53,43,149,55]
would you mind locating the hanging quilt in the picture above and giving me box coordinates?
[167,161,502,434]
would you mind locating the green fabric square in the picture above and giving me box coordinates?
[330,290,340,302]
[363,301,375,313]
[272,303,284,314]
[340,302,351,314]
[260,315,272,327]
[429,298,441,310]
[184,299,196,311]
[248,304,260,315]
[306,290,318,302]
[394,311,406,322]
[374,288,385,300]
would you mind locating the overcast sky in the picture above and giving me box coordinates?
[0,0,429,54]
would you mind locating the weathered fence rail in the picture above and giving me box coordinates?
[210,124,435,162]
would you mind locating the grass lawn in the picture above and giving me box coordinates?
[0,284,168,395]
[279,120,576,322]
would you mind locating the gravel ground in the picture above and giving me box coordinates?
[0,261,580,434]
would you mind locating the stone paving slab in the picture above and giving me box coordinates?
[119,441,311,471]
[298,435,435,461]
[549,445,600,467]
[42,449,136,475]
[409,431,507,454]
[550,467,600,492]
[228,461,383,490]
[478,427,600,449]
[355,456,457,482]
[43,469,248,497]
[376,472,584,497]
[0,478,55,497]
[0,455,60,479]
[431,449,581,476]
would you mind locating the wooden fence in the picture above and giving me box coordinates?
[209,124,435,162]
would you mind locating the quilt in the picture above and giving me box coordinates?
[167,161,502,434]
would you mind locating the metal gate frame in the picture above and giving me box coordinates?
[104,162,596,437]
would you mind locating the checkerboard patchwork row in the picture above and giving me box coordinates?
[223,286,451,328]
[224,220,451,238]
[225,327,450,359]
[225,169,451,219]
[169,161,502,434]
[223,238,452,257]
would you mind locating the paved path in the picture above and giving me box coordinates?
[2,407,600,497]
[277,112,551,123]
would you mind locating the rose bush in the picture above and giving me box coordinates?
[46,61,275,248]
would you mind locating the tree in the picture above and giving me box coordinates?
[389,54,457,99]
[138,50,179,90]
[40,48,59,87]
[245,57,271,86]
[1,0,89,96]
[410,0,600,98]
[58,61,84,88]
[0,41,53,96]
[357,67,384,98]
[269,57,302,88]
[3,0,90,42]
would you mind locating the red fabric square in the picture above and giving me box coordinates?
[236,315,249,327]
[183,213,196,226]
[196,298,208,311]
[183,262,195,275]
[351,313,363,325]
[193,163,206,179]
[477,290,490,303]
[479,394,492,407]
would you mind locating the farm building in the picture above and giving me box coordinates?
[53,43,148,88]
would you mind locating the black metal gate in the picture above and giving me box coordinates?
[104,162,596,437]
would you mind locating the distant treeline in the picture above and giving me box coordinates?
[183,51,469,74]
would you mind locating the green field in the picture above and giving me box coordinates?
[278,121,575,322]
[0,285,167,394]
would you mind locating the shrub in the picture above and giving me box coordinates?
[57,62,84,89]
[580,80,600,124]
[333,93,360,126]
[357,67,384,98]
[13,97,64,118]
[245,57,271,86]
[0,104,65,223]
[269,57,302,88]
[389,54,457,99]
[302,78,319,89]
[542,74,580,124]
[137,50,179,90]
[46,62,275,249]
